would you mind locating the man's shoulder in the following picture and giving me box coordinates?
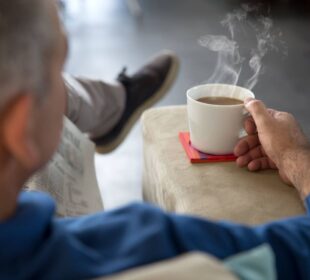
[0,191,56,262]
[0,191,56,229]
[18,190,56,214]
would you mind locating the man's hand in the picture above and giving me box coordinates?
[234,98,310,199]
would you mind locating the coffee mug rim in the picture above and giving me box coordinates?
[187,83,255,108]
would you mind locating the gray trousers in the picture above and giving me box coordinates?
[64,74,126,138]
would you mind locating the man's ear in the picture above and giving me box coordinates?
[1,94,41,170]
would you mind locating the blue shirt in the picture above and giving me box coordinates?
[0,191,310,280]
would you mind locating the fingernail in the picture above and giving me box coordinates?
[244,97,255,105]
[244,97,255,107]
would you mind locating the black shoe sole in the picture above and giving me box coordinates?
[95,50,180,154]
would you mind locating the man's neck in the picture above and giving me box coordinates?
[0,159,27,221]
[0,188,19,221]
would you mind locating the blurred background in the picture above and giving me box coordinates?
[62,0,310,209]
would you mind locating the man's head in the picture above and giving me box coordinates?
[0,0,67,219]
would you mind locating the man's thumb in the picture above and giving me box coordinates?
[244,98,270,127]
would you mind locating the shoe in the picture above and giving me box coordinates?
[92,50,179,153]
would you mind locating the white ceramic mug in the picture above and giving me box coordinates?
[187,84,255,155]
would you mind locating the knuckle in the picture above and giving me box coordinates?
[277,111,295,121]
[286,112,295,120]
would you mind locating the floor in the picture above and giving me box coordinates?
[63,0,310,210]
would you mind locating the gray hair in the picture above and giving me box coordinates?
[0,0,57,112]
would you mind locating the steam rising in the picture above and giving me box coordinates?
[199,4,287,90]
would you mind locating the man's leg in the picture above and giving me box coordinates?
[64,74,126,139]
[64,50,179,153]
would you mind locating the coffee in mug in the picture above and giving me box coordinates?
[197,96,243,106]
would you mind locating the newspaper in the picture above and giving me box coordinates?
[25,117,103,217]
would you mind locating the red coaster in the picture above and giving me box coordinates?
[179,132,237,163]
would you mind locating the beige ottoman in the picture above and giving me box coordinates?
[142,106,305,225]
[99,253,237,280]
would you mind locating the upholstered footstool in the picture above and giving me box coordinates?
[142,106,305,225]
[100,253,238,280]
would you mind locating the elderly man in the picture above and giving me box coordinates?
[1,0,310,280]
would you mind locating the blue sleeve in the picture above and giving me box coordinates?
[2,192,310,280]
[56,202,310,280]
[52,203,264,279]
